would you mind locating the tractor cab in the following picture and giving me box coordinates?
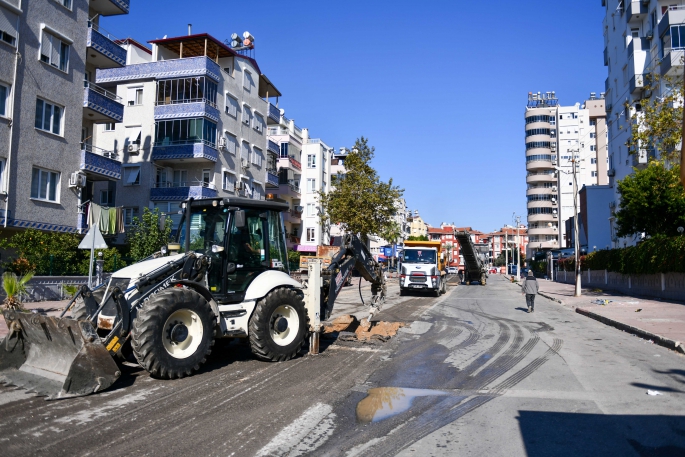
[176,197,290,303]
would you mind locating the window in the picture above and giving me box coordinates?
[307,154,317,168]
[35,99,63,135]
[40,30,70,72]
[123,208,138,226]
[307,178,316,192]
[57,0,72,9]
[202,169,211,187]
[127,87,143,106]
[154,118,217,147]
[254,114,264,133]
[306,203,316,217]
[0,83,8,117]
[591,171,598,177]
[279,142,289,158]
[241,141,250,163]
[30,167,59,202]
[104,122,115,131]
[0,7,18,46]
[123,166,141,186]
[591,158,597,164]
[156,167,168,187]
[252,147,263,167]
[590,132,595,138]
[590,145,596,151]
[156,77,217,106]
[100,189,114,206]
[224,133,237,154]
[223,171,235,192]
[243,70,253,92]
[0,158,5,192]
[242,105,252,127]
[307,228,315,242]
[173,169,187,187]
[225,94,238,117]
[590,119,597,126]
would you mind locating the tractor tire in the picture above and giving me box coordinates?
[131,288,216,379]
[433,282,441,297]
[249,288,308,362]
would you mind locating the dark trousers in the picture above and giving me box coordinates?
[526,294,536,309]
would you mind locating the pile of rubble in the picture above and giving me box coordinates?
[322,315,405,342]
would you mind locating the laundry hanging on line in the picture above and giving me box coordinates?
[86,202,125,235]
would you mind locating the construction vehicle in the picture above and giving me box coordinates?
[0,197,386,399]
[398,240,447,297]
[455,231,487,285]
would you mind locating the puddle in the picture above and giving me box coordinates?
[356,387,449,423]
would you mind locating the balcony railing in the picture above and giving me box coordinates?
[83,81,124,122]
[267,139,279,154]
[84,80,121,102]
[267,171,279,187]
[153,139,216,149]
[155,97,217,109]
[151,181,217,190]
[97,56,221,85]
[81,143,118,160]
[268,103,280,123]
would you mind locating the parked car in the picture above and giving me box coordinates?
[446,267,458,274]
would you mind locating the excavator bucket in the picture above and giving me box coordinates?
[0,310,120,400]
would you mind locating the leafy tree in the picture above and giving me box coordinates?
[125,207,173,261]
[2,271,34,310]
[407,235,428,241]
[615,161,685,238]
[494,247,519,267]
[318,137,403,243]
[0,229,83,275]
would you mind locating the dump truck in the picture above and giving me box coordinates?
[0,197,386,399]
[455,231,487,285]
[398,240,447,297]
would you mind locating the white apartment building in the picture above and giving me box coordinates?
[525,92,607,257]
[601,0,682,247]
[93,32,273,234]
[299,132,332,251]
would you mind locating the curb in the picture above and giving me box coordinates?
[538,291,562,304]
[576,307,685,355]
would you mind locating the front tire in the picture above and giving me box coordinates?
[249,288,308,362]
[131,288,215,379]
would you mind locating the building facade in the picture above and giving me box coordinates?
[299,132,332,251]
[0,0,130,235]
[93,32,273,235]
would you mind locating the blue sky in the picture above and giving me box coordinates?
[103,0,607,233]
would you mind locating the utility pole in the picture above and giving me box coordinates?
[505,228,508,274]
[514,214,521,279]
[572,157,581,297]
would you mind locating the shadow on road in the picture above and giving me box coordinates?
[518,411,685,457]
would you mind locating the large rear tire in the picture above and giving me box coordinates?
[131,288,215,379]
[249,288,308,362]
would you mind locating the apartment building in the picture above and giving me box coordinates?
[407,210,428,238]
[267,109,304,250]
[299,132,332,251]
[524,92,607,257]
[0,0,130,235]
[601,0,682,247]
[93,31,274,233]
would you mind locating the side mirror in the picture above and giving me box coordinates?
[211,245,224,253]
[235,210,246,228]
[226,262,236,274]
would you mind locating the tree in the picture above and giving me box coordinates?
[407,235,428,241]
[2,271,34,310]
[444,243,454,264]
[318,137,403,243]
[126,207,173,261]
[615,161,685,238]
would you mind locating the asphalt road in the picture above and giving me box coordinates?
[1,276,684,456]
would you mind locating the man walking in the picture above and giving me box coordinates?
[521,270,539,313]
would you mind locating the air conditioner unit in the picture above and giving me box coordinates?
[294,205,303,212]
[608,168,616,177]
[128,144,140,154]
[219,137,227,149]
[241,157,250,169]
[235,181,244,191]
[645,29,653,40]
[68,172,86,188]
[552,186,557,192]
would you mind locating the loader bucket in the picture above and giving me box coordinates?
[0,310,120,400]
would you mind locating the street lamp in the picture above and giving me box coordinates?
[555,159,581,297]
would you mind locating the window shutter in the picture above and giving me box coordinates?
[51,35,60,67]
[0,8,18,42]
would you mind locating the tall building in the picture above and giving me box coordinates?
[93,31,274,234]
[299,132,333,250]
[601,0,680,247]
[524,92,607,257]
[407,210,428,238]
[0,0,130,235]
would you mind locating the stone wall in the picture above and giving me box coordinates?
[555,270,685,302]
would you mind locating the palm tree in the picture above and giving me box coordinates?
[2,271,34,310]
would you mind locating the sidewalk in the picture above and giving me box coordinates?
[525,277,685,354]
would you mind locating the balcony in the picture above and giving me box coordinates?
[151,142,218,164]
[267,139,279,155]
[154,101,220,123]
[278,156,302,171]
[284,210,302,224]
[150,183,218,201]
[80,144,121,180]
[90,0,129,16]
[626,1,647,24]
[658,7,685,39]
[627,37,649,57]
[526,172,557,184]
[266,171,279,188]
[96,56,221,85]
[603,46,608,66]
[268,103,281,124]
[87,22,126,69]
[660,48,684,78]
[632,147,656,168]
[278,182,301,197]
[525,160,554,171]
[83,81,124,122]
[605,77,610,93]
[629,73,650,95]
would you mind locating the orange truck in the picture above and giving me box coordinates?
[399,240,447,297]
